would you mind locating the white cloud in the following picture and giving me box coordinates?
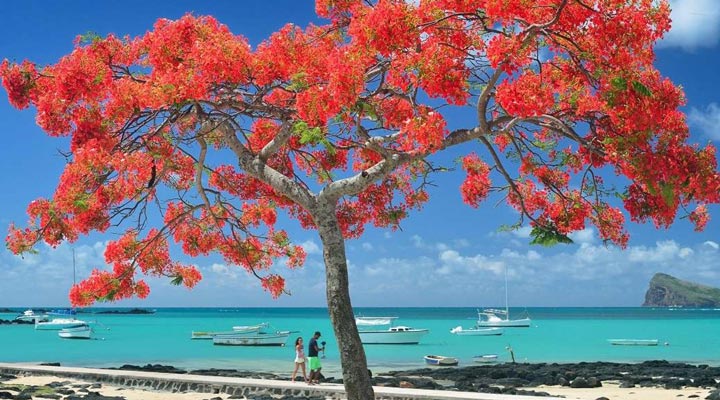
[411,234,424,248]
[688,103,720,141]
[703,241,719,250]
[512,226,532,239]
[300,240,321,255]
[627,240,689,263]
[659,0,720,51]
[569,228,596,245]
[361,242,374,251]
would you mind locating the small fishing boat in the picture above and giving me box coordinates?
[58,324,92,339]
[608,339,659,346]
[473,354,499,363]
[424,355,459,366]
[213,331,290,346]
[190,330,238,340]
[450,326,503,336]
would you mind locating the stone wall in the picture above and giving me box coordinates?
[0,364,472,400]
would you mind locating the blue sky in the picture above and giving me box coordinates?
[0,1,718,308]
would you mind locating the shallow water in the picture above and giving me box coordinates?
[1,307,718,376]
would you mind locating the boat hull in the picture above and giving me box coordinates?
[608,339,659,346]
[212,332,289,346]
[450,326,503,336]
[190,331,238,340]
[359,329,429,344]
[424,355,459,366]
[58,325,91,339]
[473,354,499,363]
[476,317,531,328]
[35,319,87,330]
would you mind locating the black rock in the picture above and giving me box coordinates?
[707,390,720,400]
[0,392,13,399]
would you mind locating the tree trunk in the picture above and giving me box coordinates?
[313,200,374,400]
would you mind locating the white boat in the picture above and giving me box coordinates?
[477,266,531,328]
[424,355,459,366]
[15,309,49,323]
[450,325,503,336]
[608,339,659,346]
[190,330,239,340]
[212,331,290,346]
[476,309,531,328]
[231,322,270,333]
[473,354,499,363]
[359,326,429,344]
[355,316,398,326]
[35,318,87,330]
[58,324,92,339]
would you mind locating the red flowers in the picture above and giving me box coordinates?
[1,1,718,307]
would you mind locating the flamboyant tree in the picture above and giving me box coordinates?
[2,0,719,398]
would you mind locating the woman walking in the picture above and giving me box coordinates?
[291,337,308,382]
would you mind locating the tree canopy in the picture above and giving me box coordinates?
[1,0,717,316]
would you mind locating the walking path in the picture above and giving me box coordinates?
[0,362,566,400]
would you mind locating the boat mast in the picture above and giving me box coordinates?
[504,266,509,319]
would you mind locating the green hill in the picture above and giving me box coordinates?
[643,273,720,307]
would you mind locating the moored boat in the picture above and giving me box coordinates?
[608,339,659,346]
[212,331,290,346]
[359,326,429,344]
[472,354,499,363]
[15,309,49,323]
[424,355,459,366]
[231,322,270,333]
[355,316,398,326]
[476,309,531,328]
[58,324,92,339]
[190,330,238,340]
[35,318,87,330]
[450,325,503,336]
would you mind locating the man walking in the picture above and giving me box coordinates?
[307,331,324,384]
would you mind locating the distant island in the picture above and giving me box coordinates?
[95,308,156,315]
[643,273,720,307]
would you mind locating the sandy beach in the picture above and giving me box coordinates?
[529,381,711,400]
[1,373,714,400]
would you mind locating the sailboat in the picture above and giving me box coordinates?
[38,249,86,330]
[476,267,531,328]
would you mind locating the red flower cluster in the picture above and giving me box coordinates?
[1,0,718,306]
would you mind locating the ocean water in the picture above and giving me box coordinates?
[1,307,719,376]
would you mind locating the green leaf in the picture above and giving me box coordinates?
[78,31,102,45]
[661,182,675,207]
[529,225,574,247]
[293,121,324,145]
[632,81,652,97]
[610,76,627,91]
[170,276,184,286]
[287,72,308,91]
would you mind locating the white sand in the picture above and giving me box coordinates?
[528,380,711,400]
[2,374,714,400]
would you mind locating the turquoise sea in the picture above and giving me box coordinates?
[1,307,719,376]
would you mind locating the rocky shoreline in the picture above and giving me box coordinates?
[1,360,718,399]
[105,360,720,398]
